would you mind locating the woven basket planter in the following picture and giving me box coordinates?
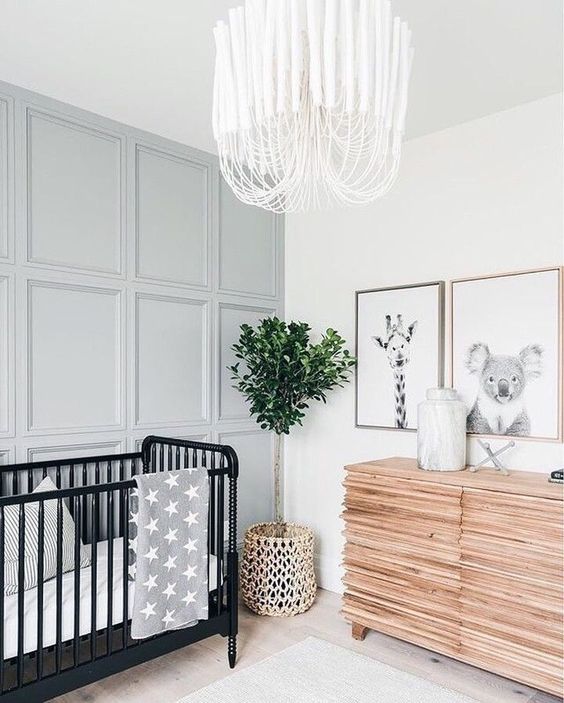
[240,522,317,617]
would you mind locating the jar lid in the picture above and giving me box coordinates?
[426,387,458,401]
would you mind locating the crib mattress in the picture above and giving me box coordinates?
[2,537,220,659]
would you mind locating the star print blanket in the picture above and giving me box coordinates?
[128,469,209,639]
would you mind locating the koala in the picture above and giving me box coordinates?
[465,342,543,436]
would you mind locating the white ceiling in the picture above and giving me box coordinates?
[0,1,561,153]
[396,0,563,138]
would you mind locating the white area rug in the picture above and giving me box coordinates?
[177,637,480,702]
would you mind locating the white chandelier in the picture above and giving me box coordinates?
[212,0,413,213]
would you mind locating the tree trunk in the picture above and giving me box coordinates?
[273,432,283,524]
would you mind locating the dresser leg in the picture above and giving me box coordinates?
[352,623,368,641]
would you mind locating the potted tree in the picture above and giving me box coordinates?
[230,317,355,616]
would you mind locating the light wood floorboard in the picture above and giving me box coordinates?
[51,589,563,703]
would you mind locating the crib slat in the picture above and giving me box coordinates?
[160,444,164,472]
[17,503,25,687]
[119,461,125,537]
[73,495,81,666]
[37,501,45,682]
[208,470,215,614]
[122,488,129,650]
[69,464,75,519]
[217,474,224,615]
[209,458,215,554]
[81,463,88,542]
[211,452,216,583]
[107,490,114,656]
[0,506,5,693]
[55,498,64,673]
[90,493,99,661]
[108,461,115,539]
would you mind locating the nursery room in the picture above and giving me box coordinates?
[0,1,562,701]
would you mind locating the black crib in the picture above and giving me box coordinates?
[0,435,239,702]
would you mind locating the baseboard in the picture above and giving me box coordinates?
[314,553,344,594]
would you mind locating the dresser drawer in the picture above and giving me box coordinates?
[344,545,460,613]
[461,489,564,582]
[344,473,462,522]
[342,592,460,657]
[461,628,563,697]
[461,566,563,657]
[343,473,462,563]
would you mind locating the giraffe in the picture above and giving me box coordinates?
[372,314,418,429]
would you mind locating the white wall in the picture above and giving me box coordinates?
[284,94,564,593]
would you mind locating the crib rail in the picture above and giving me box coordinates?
[0,451,143,487]
[0,436,238,701]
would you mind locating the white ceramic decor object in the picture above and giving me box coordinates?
[417,388,467,471]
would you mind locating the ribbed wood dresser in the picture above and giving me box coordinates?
[342,457,564,696]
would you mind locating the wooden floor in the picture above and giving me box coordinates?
[52,589,562,703]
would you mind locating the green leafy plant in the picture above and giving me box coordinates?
[230,316,356,523]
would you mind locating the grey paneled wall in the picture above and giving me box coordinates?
[0,80,283,536]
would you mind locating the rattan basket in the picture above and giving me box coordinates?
[240,522,317,616]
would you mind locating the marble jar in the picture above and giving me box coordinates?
[417,388,467,471]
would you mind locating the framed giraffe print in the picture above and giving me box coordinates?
[355,281,445,431]
[451,267,563,442]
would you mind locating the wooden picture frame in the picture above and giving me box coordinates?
[449,266,563,442]
[355,281,445,431]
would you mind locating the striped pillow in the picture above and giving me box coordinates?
[3,477,90,595]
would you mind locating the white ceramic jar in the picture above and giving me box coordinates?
[417,388,467,471]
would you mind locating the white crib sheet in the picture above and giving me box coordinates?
[3,537,219,659]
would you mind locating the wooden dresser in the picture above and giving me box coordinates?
[342,457,564,696]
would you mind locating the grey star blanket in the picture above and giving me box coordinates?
[129,469,209,639]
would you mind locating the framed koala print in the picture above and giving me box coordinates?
[451,267,563,441]
[356,281,445,431]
